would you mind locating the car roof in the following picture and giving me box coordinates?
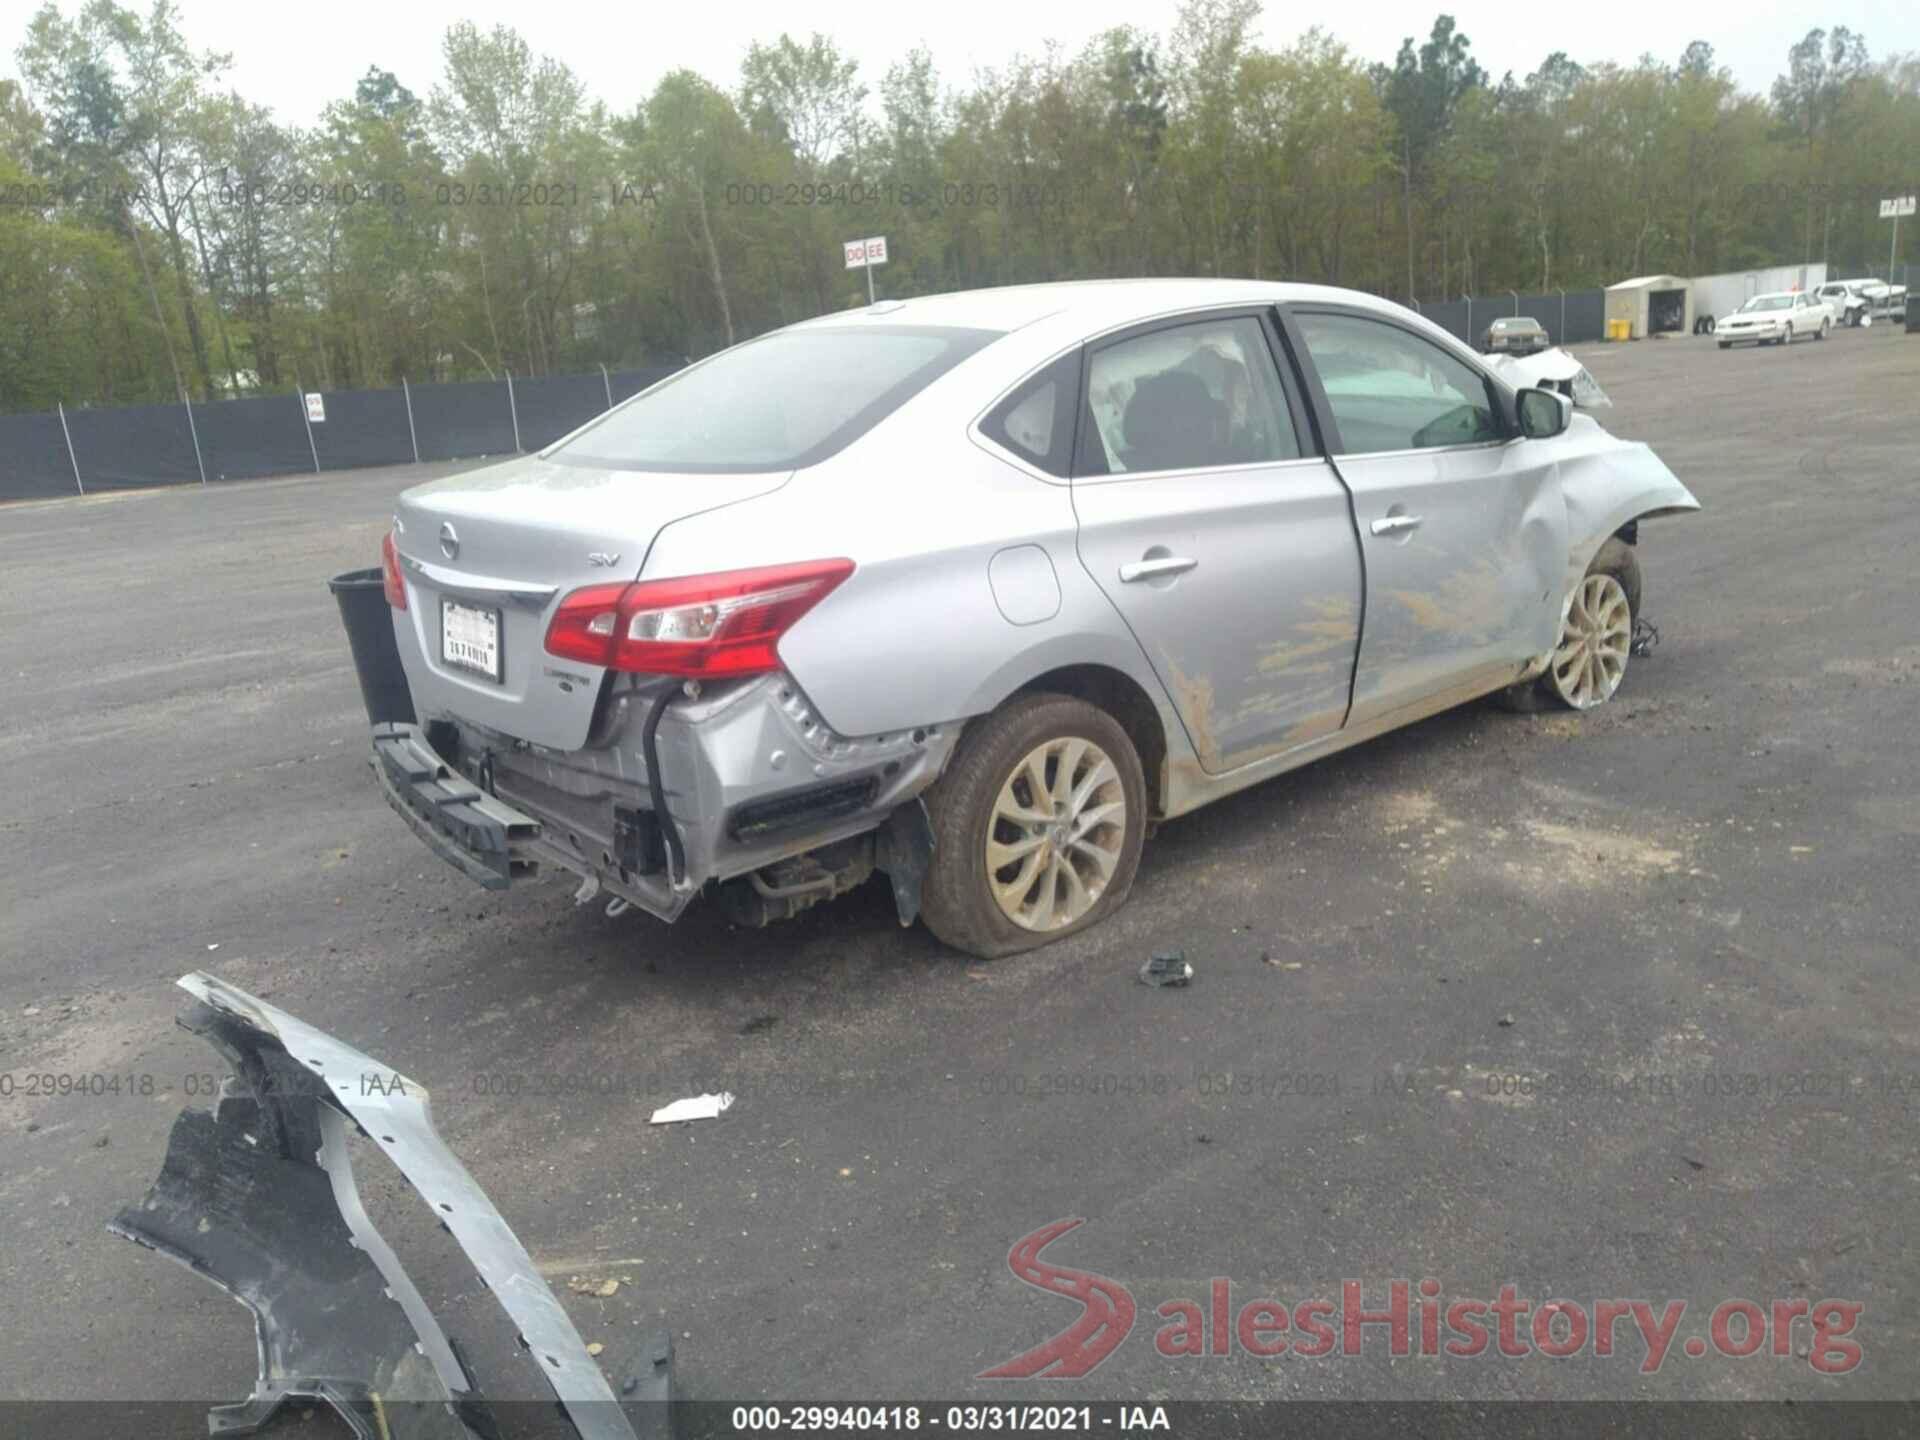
[787,278,1421,338]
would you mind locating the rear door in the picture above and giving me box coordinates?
[1069,309,1364,774]
[1282,305,1568,729]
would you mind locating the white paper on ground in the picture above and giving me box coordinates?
[649,1091,735,1124]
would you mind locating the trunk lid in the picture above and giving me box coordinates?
[390,455,791,751]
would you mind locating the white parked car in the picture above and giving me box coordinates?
[1818,278,1908,326]
[1715,291,1833,348]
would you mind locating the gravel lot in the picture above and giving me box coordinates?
[3,327,1917,1425]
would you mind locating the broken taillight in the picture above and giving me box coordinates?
[381,532,408,611]
[544,559,854,678]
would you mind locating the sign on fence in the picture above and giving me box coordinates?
[305,393,326,423]
[1879,196,1916,219]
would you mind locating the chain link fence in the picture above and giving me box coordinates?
[1412,288,1608,348]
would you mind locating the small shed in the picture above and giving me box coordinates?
[1604,275,1693,338]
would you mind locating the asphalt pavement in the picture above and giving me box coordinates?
[2,327,1917,1424]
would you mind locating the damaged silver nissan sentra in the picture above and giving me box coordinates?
[371,279,1699,959]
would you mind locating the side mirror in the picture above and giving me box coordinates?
[1517,386,1572,439]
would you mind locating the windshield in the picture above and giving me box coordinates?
[1742,296,1793,312]
[548,324,999,472]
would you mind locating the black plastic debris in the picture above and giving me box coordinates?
[1139,952,1194,987]
[1631,617,1660,658]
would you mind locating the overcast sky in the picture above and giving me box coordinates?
[7,0,1918,127]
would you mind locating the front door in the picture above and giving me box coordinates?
[1284,307,1568,729]
[1070,310,1364,774]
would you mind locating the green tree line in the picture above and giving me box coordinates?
[3,0,1916,412]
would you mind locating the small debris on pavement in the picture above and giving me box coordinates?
[1631,618,1660,657]
[93,1133,110,1149]
[649,1092,734,1125]
[1139,952,1193,987]
[586,1343,604,1356]
[1497,1013,1516,1028]
[567,1277,621,1297]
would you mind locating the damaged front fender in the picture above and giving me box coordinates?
[110,973,670,1440]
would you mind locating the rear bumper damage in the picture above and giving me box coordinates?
[377,672,954,927]
[110,973,670,1440]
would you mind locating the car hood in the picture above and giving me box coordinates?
[1486,347,1612,409]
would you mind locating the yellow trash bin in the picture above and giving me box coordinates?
[1606,317,1632,342]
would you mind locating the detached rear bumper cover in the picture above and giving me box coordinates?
[110,973,666,1440]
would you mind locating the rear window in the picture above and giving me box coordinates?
[548,324,999,472]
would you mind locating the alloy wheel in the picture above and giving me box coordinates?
[1549,573,1633,710]
[986,737,1128,930]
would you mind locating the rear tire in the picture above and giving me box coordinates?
[1717,341,1731,350]
[919,694,1147,959]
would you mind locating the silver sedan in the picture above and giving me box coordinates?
[373,280,1699,958]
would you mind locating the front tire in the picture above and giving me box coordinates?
[1817,318,1830,340]
[919,694,1147,959]
[1496,539,1641,713]
[1780,324,1794,347]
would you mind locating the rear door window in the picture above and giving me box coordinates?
[980,351,1081,477]
[548,325,999,472]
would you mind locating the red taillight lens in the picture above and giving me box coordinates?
[544,559,854,678]
[381,532,408,610]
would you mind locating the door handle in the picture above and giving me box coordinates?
[1119,555,1199,584]
[1369,514,1423,537]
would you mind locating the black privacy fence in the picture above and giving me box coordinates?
[1412,288,1608,347]
[0,366,680,503]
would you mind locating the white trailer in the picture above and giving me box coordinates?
[1689,264,1828,330]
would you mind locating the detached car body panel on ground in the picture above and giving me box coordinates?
[112,973,668,1440]
[375,279,1699,956]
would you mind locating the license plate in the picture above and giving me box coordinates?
[441,598,502,682]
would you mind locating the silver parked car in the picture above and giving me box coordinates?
[374,280,1699,958]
